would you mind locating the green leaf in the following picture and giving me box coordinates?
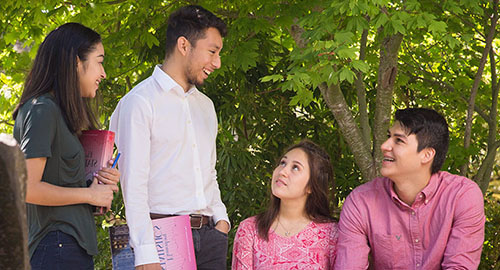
[443,35,460,49]
[334,31,354,44]
[351,60,369,73]
[406,0,421,11]
[429,20,447,34]
[4,32,18,45]
[374,12,389,29]
[339,67,355,83]
[391,20,406,35]
[143,32,159,48]
[260,74,283,83]
[416,15,427,28]
[336,47,357,59]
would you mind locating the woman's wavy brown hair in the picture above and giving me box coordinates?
[256,139,335,240]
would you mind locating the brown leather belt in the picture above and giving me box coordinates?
[150,213,211,229]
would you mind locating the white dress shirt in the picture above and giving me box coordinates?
[109,65,229,266]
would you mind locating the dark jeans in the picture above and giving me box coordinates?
[192,221,228,270]
[30,230,94,270]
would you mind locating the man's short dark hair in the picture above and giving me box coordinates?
[395,108,449,174]
[165,5,227,58]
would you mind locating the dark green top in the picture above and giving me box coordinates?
[13,93,97,258]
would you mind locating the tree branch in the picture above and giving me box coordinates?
[355,28,372,149]
[449,10,486,40]
[290,22,375,181]
[0,120,14,127]
[405,69,491,124]
[474,46,500,194]
[460,0,499,175]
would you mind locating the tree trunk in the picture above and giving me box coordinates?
[373,33,403,169]
[319,82,376,181]
[0,134,29,270]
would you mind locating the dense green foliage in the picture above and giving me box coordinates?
[1,0,500,269]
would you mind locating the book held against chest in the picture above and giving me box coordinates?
[109,215,197,269]
[79,130,115,215]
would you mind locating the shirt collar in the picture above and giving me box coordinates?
[152,65,197,96]
[387,172,441,208]
[387,180,410,209]
[419,172,440,204]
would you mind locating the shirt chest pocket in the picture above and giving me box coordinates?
[372,233,408,269]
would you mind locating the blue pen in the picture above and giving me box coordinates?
[111,153,121,168]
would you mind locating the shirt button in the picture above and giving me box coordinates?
[59,244,63,247]
[425,199,429,204]
[416,263,420,267]
[415,239,419,243]
[187,120,191,124]
[419,194,423,198]
[412,211,415,215]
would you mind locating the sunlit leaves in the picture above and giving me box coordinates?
[373,12,389,29]
[141,32,160,48]
[351,59,369,73]
[260,74,284,83]
[428,20,448,35]
[336,46,357,59]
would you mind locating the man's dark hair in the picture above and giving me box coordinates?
[165,5,227,58]
[395,108,449,174]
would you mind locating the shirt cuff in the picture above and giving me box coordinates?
[134,244,160,267]
[212,211,231,230]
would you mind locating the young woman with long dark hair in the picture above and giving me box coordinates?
[232,140,338,269]
[13,22,120,269]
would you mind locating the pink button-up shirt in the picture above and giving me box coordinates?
[335,171,485,269]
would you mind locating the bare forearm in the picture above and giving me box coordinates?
[26,181,91,206]
[25,157,116,207]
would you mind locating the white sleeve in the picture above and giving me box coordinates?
[110,95,159,266]
[207,108,230,227]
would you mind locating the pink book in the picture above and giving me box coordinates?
[79,130,115,215]
[152,215,197,269]
[109,215,197,269]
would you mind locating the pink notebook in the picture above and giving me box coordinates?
[152,215,196,269]
[110,215,196,269]
[79,130,115,215]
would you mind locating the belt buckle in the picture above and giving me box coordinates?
[190,214,203,229]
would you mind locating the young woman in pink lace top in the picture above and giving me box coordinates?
[232,140,338,270]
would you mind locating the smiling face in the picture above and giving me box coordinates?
[380,121,432,182]
[184,27,222,87]
[271,148,311,202]
[78,42,106,98]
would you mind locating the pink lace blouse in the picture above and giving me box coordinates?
[232,216,338,270]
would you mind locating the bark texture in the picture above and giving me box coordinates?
[0,134,29,270]
[373,33,403,170]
